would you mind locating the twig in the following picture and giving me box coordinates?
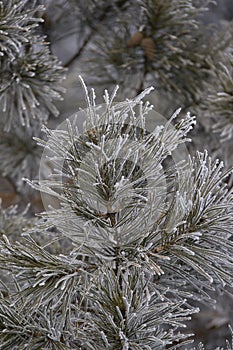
[64,31,94,68]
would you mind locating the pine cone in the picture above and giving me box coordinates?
[127,31,143,47]
[140,37,155,60]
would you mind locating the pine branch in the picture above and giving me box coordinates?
[1,79,233,348]
[0,0,43,60]
[84,0,219,103]
[27,83,195,252]
[143,151,233,289]
[77,267,197,349]
[0,42,66,131]
[0,200,32,240]
[206,51,233,141]
[0,120,44,191]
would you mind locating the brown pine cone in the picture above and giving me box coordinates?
[140,37,155,60]
[127,31,143,47]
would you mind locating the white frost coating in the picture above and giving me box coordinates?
[116,306,124,321]
[119,331,129,350]
[39,280,46,286]
[123,296,130,315]
[114,176,127,191]
[100,331,110,346]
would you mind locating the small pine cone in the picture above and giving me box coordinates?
[0,192,18,208]
[127,31,143,47]
[140,37,155,60]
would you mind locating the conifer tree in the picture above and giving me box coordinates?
[0,0,232,348]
